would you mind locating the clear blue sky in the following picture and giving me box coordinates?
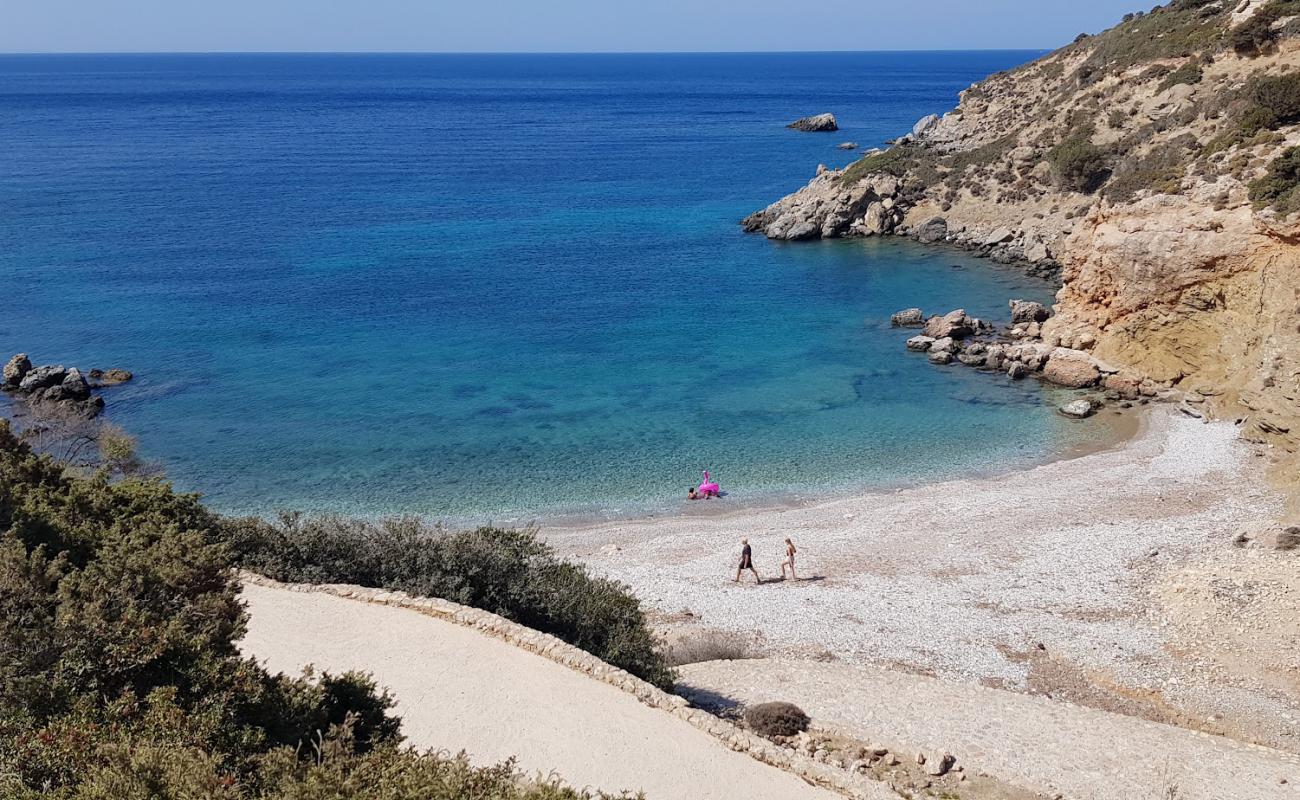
[5,0,1155,53]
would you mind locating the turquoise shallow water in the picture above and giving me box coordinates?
[0,52,1093,522]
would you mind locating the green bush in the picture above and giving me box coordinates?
[222,515,676,691]
[1157,62,1203,92]
[1248,72,1300,127]
[744,702,810,737]
[1049,133,1110,193]
[1248,146,1300,214]
[0,420,644,798]
[1105,134,1198,203]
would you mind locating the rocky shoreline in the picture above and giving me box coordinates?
[2,353,132,418]
[893,302,1208,421]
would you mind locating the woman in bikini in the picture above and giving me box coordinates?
[780,537,797,581]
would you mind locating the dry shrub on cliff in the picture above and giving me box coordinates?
[1078,0,1228,74]
[1106,133,1199,203]
[1248,146,1300,214]
[1049,132,1110,193]
[1232,0,1300,55]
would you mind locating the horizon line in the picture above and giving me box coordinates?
[0,47,1054,57]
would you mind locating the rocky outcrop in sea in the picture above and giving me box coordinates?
[787,113,838,132]
[2,353,132,418]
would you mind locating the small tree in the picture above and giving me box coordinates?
[1049,133,1110,193]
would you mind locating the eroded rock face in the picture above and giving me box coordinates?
[916,217,948,244]
[3,353,31,388]
[788,113,838,132]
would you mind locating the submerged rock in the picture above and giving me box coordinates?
[928,350,954,365]
[3,353,31,388]
[905,335,936,351]
[788,113,838,132]
[88,368,134,386]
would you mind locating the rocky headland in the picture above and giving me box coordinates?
[746,0,1300,470]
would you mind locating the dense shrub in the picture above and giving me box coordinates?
[1248,146,1300,214]
[0,420,643,798]
[1248,72,1300,128]
[744,702,810,737]
[840,144,923,185]
[222,514,676,690]
[1048,132,1110,193]
[1157,62,1204,92]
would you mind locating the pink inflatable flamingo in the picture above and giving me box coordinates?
[698,470,721,498]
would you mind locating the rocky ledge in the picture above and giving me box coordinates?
[896,303,1204,421]
[2,353,133,418]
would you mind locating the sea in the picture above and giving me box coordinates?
[0,51,1100,522]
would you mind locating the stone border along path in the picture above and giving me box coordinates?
[237,572,899,800]
[679,659,1300,800]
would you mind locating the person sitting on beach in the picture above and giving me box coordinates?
[687,487,700,501]
[734,538,761,584]
[780,537,798,581]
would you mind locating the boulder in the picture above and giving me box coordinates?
[957,353,986,367]
[984,227,1015,246]
[1009,299,1050,324]
[3,353,31,388]
[929,336,958,354]
[905,335,936,352]
[915,217,948,244]
[911,114,941,139]
[891,308,926,327]
[1007,362,1030,380]
[61,369,91,401]
[860,202,889,235]
[788,113,838,132]
[1060,399,1097,418]
[837,142,858,150]
[18,365,68,393]
[923,309,974,340]
[1042,349,1101,388]
[928,350,954,365]
[784,220,819,240]
[1103,371,1143,399]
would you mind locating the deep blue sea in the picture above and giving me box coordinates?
[0,51,1092,522]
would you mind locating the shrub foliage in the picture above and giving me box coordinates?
[0,420,643,798]
[1049,132,1110,193]
[221,514,675,690]
[744,702,811,738]
[1249,146,1300,214]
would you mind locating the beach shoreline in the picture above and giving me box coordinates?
[542,407,1300,754]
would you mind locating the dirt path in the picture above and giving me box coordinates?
[680,658,1300,800]
[238,582,843,800]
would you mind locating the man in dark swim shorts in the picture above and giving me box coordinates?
[734,538,760,583]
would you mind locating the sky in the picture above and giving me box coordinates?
[4,0,1157,54]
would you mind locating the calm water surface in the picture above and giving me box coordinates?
[0,51,1089,521]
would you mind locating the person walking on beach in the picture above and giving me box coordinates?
[734,538,761,584]
[780,537,798,581]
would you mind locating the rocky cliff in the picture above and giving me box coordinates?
[747,0,1300,455]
